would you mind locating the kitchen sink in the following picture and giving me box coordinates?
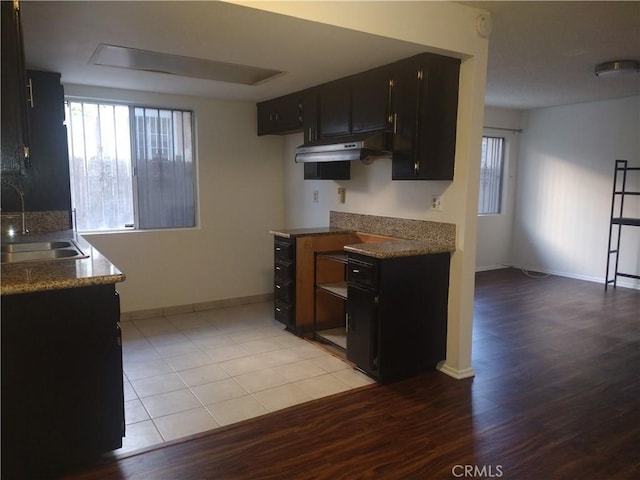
[0,240,88,264]
[1,241,74,253]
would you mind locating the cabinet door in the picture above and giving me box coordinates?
[390,57,421,179]
[416,55,460,180]
[318,80,351,138]
[346,284,379,377]
[1,284,123,477]
[392,54,460,180]
[257,95,302,135]
[351,66,392,134]
[257,99,277,135]
[301,91,350,180]
[1,0,29,174]
[275,94,303,133]
[22,70,72,212]
[301,91,318,144]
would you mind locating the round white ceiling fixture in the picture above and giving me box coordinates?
[476,14,493,38]
[595,60,640,78]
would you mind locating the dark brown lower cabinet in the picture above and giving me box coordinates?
[347,252,450,380]
[1,284,124,478]
[274,236,297,331]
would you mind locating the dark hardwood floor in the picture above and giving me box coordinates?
[63,268,639,480]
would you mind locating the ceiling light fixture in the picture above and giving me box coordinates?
[594,60,640,78]
[89,44,283,85]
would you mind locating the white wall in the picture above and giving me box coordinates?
[63,1,489,379]
[65,84,285,312]
[475,107,523,271]
[512,96,640,289]
[252,1,490,379]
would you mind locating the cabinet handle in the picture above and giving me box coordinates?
[413,66,424,177]
[275,266,281,270]
[27,78,34,108]
[275,307,281,312]
[352,269,360,273]
[392,113,398,134]
[275,285,281,289]
[275,247,281,251]
[345,313,350,332]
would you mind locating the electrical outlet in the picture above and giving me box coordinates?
[313,190,319,203]
[432,195,443,211]
[338,187,346,203]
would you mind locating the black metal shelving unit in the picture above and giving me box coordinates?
[605,159,640,290]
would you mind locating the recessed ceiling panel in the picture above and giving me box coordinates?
[89,43,283,85]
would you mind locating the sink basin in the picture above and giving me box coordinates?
[0,240,88,264]
[1,241,73,253]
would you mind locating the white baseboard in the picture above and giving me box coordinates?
[437,362,475,380]
[475,264,510,272]
[121,293,275,322]
[509,263,640,290]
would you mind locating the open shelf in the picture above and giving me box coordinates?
[317,251,348,264]
[314,250,348,353]
[316,327,347,350]
[317,281,348,300]
[612,217,640,227]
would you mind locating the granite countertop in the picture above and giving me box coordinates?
[269,227,352,238]
[343,239,453,258]
[270,215,456,259]
[1,230,125,295]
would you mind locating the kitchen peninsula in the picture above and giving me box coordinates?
[1,230,125,478]
[271,211,455,381]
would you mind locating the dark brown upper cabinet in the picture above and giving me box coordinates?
[1,0,30,174]
[256,94,303,135]
[299,91,351,179]
[391,53,460,180]
[351,66,393,135]
[256,52,460,181]
[317,79,351,139]
[22,70,72,213]
[301,90,319,144]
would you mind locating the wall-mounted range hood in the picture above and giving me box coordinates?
[295,133,391,163]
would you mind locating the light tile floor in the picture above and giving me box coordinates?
[118,301,375,455]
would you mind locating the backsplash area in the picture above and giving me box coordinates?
[329,211,456,249]
[1,210,71,238]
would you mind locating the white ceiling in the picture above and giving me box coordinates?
[466,1,640,109]
[20,1,640,110]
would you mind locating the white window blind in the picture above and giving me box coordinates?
[478,136,505,215]
[66,101,196,231]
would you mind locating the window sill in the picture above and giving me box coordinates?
[79,226,200,235]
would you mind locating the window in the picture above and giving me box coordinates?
[65,101,196,231]
[478,136,505,215]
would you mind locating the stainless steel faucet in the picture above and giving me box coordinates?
[1,178,29,236]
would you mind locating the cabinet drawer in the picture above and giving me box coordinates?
[347,258,378,288]
[274,301,294,327]
[274,279,294,302]
[274,261,294,280]
[274,239,295,261]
